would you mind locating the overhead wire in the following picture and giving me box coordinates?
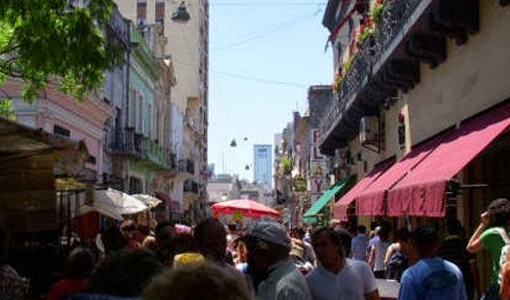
[211,2,326,6]
[173,59,309,88]
[211,8,323,51]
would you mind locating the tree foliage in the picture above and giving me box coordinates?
[0,0,122,102]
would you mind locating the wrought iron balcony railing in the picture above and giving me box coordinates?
[107,127,143,157]
[320,0,427,144]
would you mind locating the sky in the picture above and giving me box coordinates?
[207,1,333,181]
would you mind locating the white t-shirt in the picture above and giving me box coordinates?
[306,259,378,300]
[373,240,389,272]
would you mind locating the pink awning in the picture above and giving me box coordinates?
[333,157,395,220]
[356,130,452,216]
[388,101,510,217]
[155,191,181,213]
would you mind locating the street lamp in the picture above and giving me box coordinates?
[171,1,190,22]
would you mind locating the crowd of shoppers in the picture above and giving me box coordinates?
[3,197,510,300]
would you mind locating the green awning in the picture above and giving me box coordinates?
[303,177,350,219]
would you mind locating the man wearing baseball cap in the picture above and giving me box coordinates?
[244,221,312,300]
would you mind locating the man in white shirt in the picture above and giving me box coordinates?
[306,227,380,300]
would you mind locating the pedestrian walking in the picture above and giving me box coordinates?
[369,226,390,279]
[467,198,510,300]
[384,228,409,282]
[244,221,312,300]
[351,225,369,261]
[44,247,94,300]
[67,248,162,300]
[439,219,475,300]
[306,227,380,300]
[142,261,253,300]
[398,227,467,300]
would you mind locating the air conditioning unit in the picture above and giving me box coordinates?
[359,116,380,153]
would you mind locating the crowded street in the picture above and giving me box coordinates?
[1,0,510,299]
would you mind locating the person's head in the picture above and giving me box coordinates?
[357,225,367,235]
[411,227,439,258]
[290,227,306,240]
[142,262,253,300]
[155,221,176,246]
[88,248,162,297]
[120,220,138,240]
[374,226,381,236]
[173,233,199,255]
[65,247,94,279]
[102,226,126,254]
[235,239,248,263]
[311,227,351,268]
[446,219,465,236]
[487,198,510,227]
[244,222,291,277]
[379,226,390,242]
[194,218,227,263]
[290,238,305,261]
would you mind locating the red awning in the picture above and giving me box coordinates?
[388,101,510,217]
[333,157,395,219]
[356,129,452,216]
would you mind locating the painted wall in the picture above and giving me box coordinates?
[346,2,510,180]
[11,84,112,181]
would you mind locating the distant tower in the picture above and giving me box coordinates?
[253,145,273,188]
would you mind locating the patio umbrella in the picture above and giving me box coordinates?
[132,194,162,209]
[80,188,148,218]
[211,199,280,218]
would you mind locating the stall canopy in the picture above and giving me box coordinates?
[303,176,350,223]
[79,188,148,220]
[211,199,280,218]
[388,101,510,217]
[356,130,452,216]
[132,194,162,209]
[333,158,395,220]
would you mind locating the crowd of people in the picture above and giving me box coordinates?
[1,197,510,300]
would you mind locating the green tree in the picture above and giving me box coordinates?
[0,0,121,103]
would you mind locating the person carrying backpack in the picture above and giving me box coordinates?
[467,198,510,300]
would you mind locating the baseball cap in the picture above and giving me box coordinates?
[245,221,291,248]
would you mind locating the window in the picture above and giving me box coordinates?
[147,103,153,137]
[137,0,147,24]
[155,0,165,30]
[53,125,70,137]
[129,176,143,194]
[129,88,137,127]
[87,155,96,165]
[138,93,144,134]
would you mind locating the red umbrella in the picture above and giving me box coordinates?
[211,199,280,218]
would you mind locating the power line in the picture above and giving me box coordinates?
[172,59,309,88]
[211,10,321,51]
[213,69,308,88]
[211,2,326,6]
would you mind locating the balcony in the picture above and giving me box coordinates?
[319,0,480,155]
[140,137,169,170]
[107,127,143,158]
[176,158,194,176]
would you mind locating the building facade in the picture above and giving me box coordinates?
[319,0,510,289]
[115,0,209,222]
[253,144,273,188]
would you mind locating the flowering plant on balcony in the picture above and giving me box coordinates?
[332,70,343,92]
[370,0,389,24]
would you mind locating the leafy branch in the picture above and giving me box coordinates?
[0,0,123,103]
